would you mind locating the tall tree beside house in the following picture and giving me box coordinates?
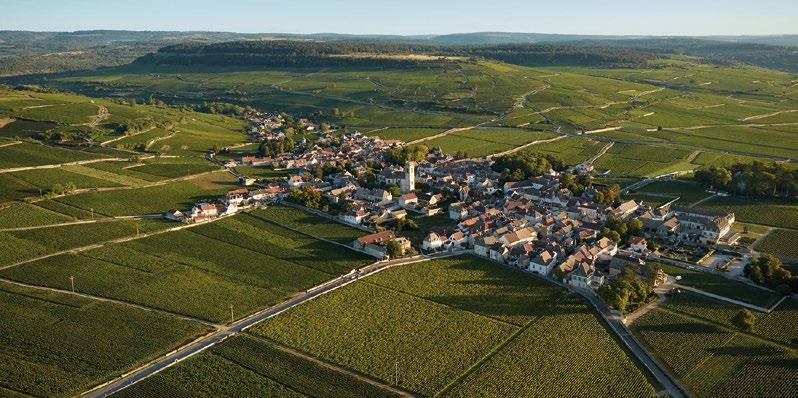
[385,240,404,259]
[287,186,324,210]
[694,162,798,199]
[598,265,655,313]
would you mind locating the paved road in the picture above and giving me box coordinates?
[82,251,459,398]
[578,291,687,398]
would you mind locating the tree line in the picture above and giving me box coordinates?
[694,161,798,199]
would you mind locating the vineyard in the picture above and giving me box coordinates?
[0,141,104,169]
[253,205,366,244]
[0,214,367,323]
[632,306,798,398]
[656,263,781,307]
[364,127,446,142]
[0,202,71,228]
[756,229,798,260]
[0,219,170,267]
[698,197,798,229]
[0,281,208,397]
[116,334,403,398]
[253,255,655,397]
[444,296,656,398]
[424,128,557,158]
[53,171,238,216]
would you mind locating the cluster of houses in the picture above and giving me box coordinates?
[174,113,736,294]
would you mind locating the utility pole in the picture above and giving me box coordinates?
[69,276,74,293]
[230,304,234,324]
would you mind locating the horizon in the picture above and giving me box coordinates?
[3,0,798,36]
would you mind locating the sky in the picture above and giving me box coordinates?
[2,0,797,36]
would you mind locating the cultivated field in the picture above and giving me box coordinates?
[114,335,404,398]
[0,281,208,397]
[697,197,798,229]
[755,229,798,260]
[657,263,780,307]
[252,255,655,397]
[0,214,371,323]
[631,293,798,398]
[252,205,366,244]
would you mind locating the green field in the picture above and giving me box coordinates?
[0,219,172,267]
[252,255,655,397]
[253,205,366,244]
[425,128,557,158]
[114,335,403,398]
[631,180,711,206]
[657,263,780,307]
[631,294,798,398]
[0,141,105,169]
[0,214,371,323]
[364,127,446,142]
[0,281,208,397]
[756,229,798,261]
[0,202,72,229]
[51,171,237,216]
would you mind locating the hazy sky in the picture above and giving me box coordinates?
[2,0,797,36]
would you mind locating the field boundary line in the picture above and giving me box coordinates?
[485,134,567,158]
[243,335,417,398]
[674,284,770,313]
[0,278,220,327]
[0,157,127,174]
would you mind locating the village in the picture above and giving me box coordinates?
[167,110,739,297]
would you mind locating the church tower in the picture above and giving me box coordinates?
[401,161,416,193]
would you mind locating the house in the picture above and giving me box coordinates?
[423,232,446,251]
[449,202,468,220]
[287,175,305,188]
[628,236,648,254]
[354,230,396,249]
[341,209,369,225]
[448,231,468,248]
[164,209,185,221]
[527,250,558,275]
[226,188,248,206]
[568,262,593,289]
[399,192,419,207]
[190,203,217,218]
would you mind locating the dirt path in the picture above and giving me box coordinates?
[513,84,550,109]
[249,335,416,398]
[689,194,718,207]
[0,140,22,148]
[0,117,15,128]
[100,126,156,147]
[145,132,176,150]
[587,142,614,164]
[0,157,126,174]
[583,126,623,135]
[406,126,474,145]
[740,109,798,122]
[87,105,108,128]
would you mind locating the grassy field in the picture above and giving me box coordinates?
[756,229,798,261]
[0,214,371,323]
[656,263,780,307]
[115,334,403,398]
[593,143,696,177]
[0,281,208,397]
[631,293,798,398]
[252,255,655,397]
[697,196,798,229]
[425,128,557,158]
[518,136,606,165]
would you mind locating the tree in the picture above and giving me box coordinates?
[386,183,401,197]
[385,240,404,259]
[731,309,756,331]
[744,253,798,294]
